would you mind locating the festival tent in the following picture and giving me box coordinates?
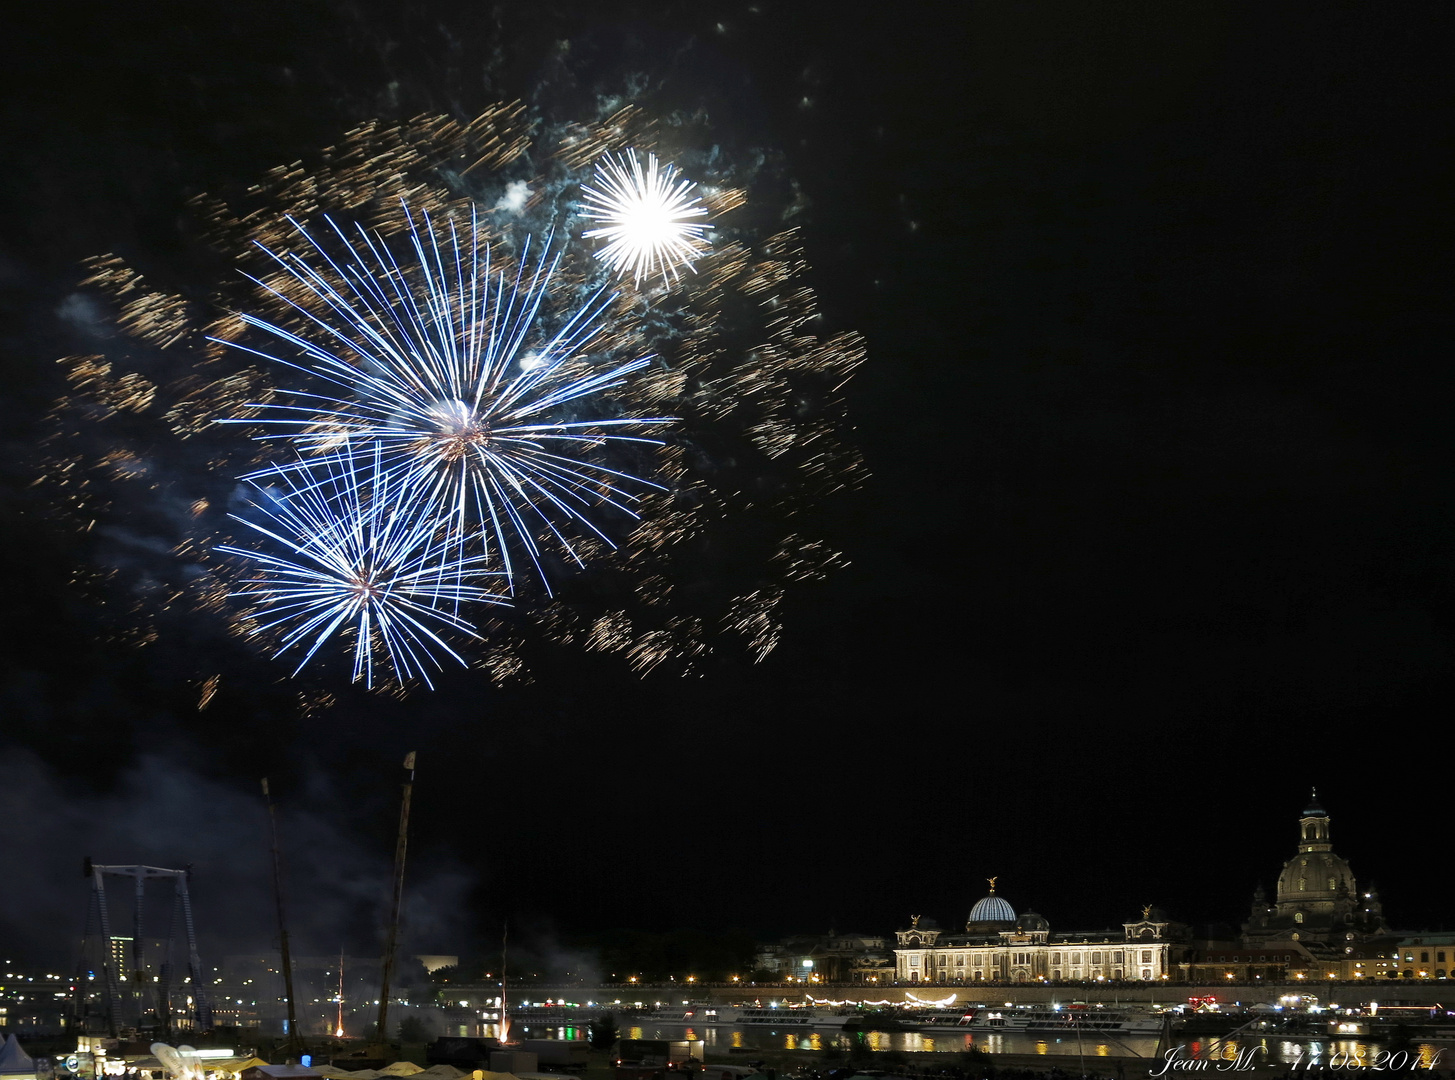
[223,1059,273,1076]
[0,1035,36,1080]
[315,1068,464,1080]
[239,1065,323,1080]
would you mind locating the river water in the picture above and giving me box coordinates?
[511,1020,1450,1070]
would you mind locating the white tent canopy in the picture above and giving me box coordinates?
[0,1034,36,1078]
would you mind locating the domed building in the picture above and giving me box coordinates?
[893,879,1188,984]
[1241,791,1389,952]
[966,880,1017,932]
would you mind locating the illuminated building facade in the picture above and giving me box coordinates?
[1178,943,1315,983]
[892,881,1188,984]
[1385,934,1455,980]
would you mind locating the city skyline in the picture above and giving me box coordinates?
[0,785,1442,969]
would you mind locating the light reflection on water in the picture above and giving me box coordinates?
[534,1023,1450,1066]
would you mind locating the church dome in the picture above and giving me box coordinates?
[969,893,1016,924]
[1018,911,1050,932]
[1277,850,1355,899]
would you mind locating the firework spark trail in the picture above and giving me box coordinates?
[43,105,866,694]
[218,451,508,690]
[214,201,674,595]
[581,149,712,284]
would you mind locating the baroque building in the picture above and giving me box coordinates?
[1240,791,1389,956]
[892,880,1189,984]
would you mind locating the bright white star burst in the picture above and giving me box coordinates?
[581,149,712,284]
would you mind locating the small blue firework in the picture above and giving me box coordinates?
[216,201,672,595]
[218,452,509,690]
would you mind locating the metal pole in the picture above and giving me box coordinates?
[376,752,416,1051]
[264,778,304,1056]
[92,871,120,1037]
[75,861,100,1035]
[134,869,147,1028]
[177,871,212,1030]
[157,882,180,1036]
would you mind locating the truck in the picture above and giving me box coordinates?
[615,1040,706,1080]
[426,1036,503,1069]
[521,1040,590,1072]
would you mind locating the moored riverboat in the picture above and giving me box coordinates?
[969,1004,1162,1035]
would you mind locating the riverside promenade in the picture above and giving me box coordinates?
[505,981,1452,1008]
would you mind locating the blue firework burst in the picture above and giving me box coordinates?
[216,201,672,595]
[219,452,508,690]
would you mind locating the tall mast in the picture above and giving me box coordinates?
[263,778,304,1057]
[376,751,416,1049]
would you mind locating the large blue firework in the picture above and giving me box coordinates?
[219,452,508,690]
[216,202,672,594]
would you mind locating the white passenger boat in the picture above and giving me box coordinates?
[968,1005,1161,1035]
[907,1009,978,1031]
[713,1006,850,1028]
[643,1004,722,1024]
[511,1005,592,1025]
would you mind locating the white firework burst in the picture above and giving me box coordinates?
[580,149,712,284]
[218,452,509,690]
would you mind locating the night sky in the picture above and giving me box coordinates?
[2,1,1452,970]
